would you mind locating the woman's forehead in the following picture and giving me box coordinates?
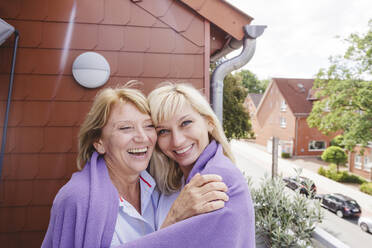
[157,102,201,124]
[109,102,150,122]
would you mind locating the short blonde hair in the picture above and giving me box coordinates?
[77,82,150,170]
[148,82,235,194]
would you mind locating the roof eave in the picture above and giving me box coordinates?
[180,0,253,40]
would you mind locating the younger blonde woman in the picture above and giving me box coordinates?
[122,83,255,248]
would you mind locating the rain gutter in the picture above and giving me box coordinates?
[0,29,19,180]
[211,25,266,123]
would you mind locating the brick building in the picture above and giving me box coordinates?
[244,93,262,137]
[252,78,334,157]
[349,144,372,180]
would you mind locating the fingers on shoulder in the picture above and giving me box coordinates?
[202,200,225,213]
[203,190,229,202]
[189,173,223,187]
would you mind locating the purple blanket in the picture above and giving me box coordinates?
[120,140,255,248]
[42,152,119,248]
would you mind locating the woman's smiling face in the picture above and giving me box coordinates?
[155,103,212,177]
[94,102,157,175]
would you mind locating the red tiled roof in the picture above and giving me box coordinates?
[273,78,315,114]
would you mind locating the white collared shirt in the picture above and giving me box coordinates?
[110,170,159,246]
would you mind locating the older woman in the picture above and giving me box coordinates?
[41,84,228,248]
[121,83,255,247]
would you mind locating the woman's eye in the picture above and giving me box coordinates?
[181,120,192,127]
[146,124,155,129]
[119,126,132,130]
[157,129,168,136]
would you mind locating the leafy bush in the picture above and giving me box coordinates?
[318,165,367,184]
[321,146,348,172]
[248,176,323,248]
[360,182,372,195]
[318,166,326,176]
[281,152,290,158]
[339,171,367,184]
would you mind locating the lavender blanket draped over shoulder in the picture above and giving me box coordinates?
[120,140,255,248]
[42,152,119,248]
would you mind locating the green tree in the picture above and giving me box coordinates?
[330,135,345,148]
[223,73,252,139]
[321,146,348,173]
[307,20,372,150]
[235,70,268,93]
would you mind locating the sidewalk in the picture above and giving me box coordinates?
[236,140,372,218]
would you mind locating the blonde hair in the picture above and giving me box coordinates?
[77,82,150,170]
[148,82,235,194]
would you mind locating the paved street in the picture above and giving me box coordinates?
[231,140,372,247]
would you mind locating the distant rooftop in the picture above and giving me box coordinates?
[248,93,263,107]
[273,78,314,114]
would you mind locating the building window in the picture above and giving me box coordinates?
[364,155,372,172]
[280,100,287,111]
[280,117,286,128]
[308,141,326,151]
[354,155,362,169]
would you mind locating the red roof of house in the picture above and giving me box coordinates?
[273,78,315,114]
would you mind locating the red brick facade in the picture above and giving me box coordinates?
[253,78,334,157]
[349,145,372,180]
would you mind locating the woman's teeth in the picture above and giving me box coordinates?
[175,144,192,154]
[128,147,147,154]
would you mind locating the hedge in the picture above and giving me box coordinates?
[317,165,367,184]
[281,152,291,158]
[360,182,372,196]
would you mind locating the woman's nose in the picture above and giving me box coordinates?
[171,129,185,147]
[134,127,148,142]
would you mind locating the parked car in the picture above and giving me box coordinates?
[283,176,317,197]
[358,216,372,233]
[314,193,361,218]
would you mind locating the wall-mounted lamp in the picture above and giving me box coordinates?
[72,52,110,88]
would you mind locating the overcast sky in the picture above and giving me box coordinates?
[226,0,372,80]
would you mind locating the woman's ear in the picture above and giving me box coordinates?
[206,118,214,133]
[93,139,106,155]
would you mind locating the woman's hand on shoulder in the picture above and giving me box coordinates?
[160,173,228,228]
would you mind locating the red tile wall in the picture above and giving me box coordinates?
[0,0,207,247]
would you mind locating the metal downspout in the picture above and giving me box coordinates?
[295,117,299,156]
[0,30,19,180]
[211,25,266,123]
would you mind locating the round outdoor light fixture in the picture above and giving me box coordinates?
[72,52,110,88]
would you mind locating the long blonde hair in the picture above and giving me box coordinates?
[77,82,150,170]
[148,82,235,194]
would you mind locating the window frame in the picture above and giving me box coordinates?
[308,140,326,151]
[363,154,372,171]
[280,117,286,128]
[280,100,287,111]
[354,155,362,169]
